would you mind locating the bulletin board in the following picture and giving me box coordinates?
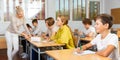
[111,8,120,24]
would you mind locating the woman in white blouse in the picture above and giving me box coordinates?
[76,14,119,60]
[5,6,30,60]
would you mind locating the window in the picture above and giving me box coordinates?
[3,0,26,21]
[28,0,45,20]
[56,0,86,21]
[73,0,86,21]
[3,0,13,21]
[56,0,70,19]
[1,0,45,22]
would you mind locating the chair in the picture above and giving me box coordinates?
[73,34,80,48]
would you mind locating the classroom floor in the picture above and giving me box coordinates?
[0,49,28,60]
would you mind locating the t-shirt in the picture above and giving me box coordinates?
[51,25,75,49]
[84,26,96,37]
[90,33,119,60]
[32,25,41,36]
[47,25,59,37]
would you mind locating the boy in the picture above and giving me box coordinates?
[80,18,96,38]
[76,14,119,60]
[32,19,41,36]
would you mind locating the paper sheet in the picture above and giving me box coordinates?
[74,50,95,55]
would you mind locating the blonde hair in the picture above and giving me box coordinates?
[58,15,68,25]
[15,6,23,14]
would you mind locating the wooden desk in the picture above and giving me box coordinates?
[29,40,65,48]
[80,37,93,41]
[46,49,111,60]
[26,38,65,60]
[0,37,7,49]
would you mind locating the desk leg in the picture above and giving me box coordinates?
[38,48,40,60]
[30,44,32,60]
[26,40,28,54]
[47,55,54,60]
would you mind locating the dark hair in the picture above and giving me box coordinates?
[95,14,113,29]
[26,23,32,28]
[32,19,38,24]
[45,17,55,26]
[82,18,92,25]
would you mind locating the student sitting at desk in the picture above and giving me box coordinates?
[51,15,75,49]
[32,19,41,36]
[79,18,96,38]
[76,14,119,60]
[44,17,59,40]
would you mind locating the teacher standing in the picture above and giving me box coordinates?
[5,6,30,60]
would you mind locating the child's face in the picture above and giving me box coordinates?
[32,22,38,27]
[84,24,90,29]
[56,17,63,27]
[95,19,108,33]
[45,22,50,28]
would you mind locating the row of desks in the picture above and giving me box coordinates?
[45,49,111,60]
[0,37,116,60]
[26,37,112,60]
[25,38,65,60]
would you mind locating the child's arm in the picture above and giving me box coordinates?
[96,45,115,57]
[86,32,94,37]
[76,43,93,53]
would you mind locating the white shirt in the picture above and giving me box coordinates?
[7,15,30,35]
[32,25,41,36]
[84,26,96,37]
[47,25,59,37]
[90,33,119,60]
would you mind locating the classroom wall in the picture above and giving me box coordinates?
[0,0,120,34]
[102,0,120,29]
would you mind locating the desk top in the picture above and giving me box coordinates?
[45,49,111,60]
[27,38,65,48]
[80,37,93,41]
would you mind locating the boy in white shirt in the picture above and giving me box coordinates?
[76,14,119,60]
[43,17,59,40]
[32,19,41,36]
[80,18,96,38]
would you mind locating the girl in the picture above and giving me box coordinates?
[51,16,75,49]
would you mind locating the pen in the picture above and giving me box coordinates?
[80,43,82,50]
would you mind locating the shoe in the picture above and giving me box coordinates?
[20,53,26,56]
[22,53,28,58]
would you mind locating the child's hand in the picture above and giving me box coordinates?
[24,34,30,39]
[78,31,83,36]
[75,48,83,53]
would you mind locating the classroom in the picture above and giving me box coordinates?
[0,0,120,60]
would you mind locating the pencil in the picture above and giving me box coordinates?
[80,43,82,50]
